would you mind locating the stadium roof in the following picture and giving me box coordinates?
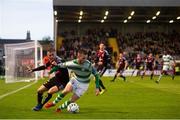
[53,6,180,23]
[54,0,180,7]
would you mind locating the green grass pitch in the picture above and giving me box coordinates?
[0,76,180,119]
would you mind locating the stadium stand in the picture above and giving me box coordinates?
[57,28,180,69]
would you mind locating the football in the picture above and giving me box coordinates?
[67,103,79,113]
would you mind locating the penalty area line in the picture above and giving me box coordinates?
[0,81,37,100]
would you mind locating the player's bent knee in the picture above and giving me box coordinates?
[48,86,59,94]
[48,90,56,94]
[70,94,80,102]
[62,88,72,95]
[62,90,70,95]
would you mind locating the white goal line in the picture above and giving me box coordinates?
[0,80,37,100]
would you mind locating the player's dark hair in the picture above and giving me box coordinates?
[47,48,55,53]
[78,48,87,55]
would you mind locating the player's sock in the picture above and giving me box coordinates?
[141,72,144,79]
[42,93,52,105]
[111,75,117,81]
[172,69,175,80]
[32,92,43,111]
[99,79,106,89]
[53,93,65,104]
[58,100,71,110]
[156,74,162,83]
[137,70,140,76]
[171,73,175,80]
[120,75,126,81]
[99,87,102,92]
[37,92,43,105]
[150,73,153,80]
[131,70,135,76]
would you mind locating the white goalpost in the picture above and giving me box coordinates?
[4,41,43,83]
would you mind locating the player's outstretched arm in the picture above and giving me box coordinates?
[28,61,52,72]
[48,61,71,74]
[27,65,47,73]
[31,66,46,72]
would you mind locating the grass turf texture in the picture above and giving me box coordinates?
[0,76,180,119]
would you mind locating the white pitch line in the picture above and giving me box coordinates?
[0,81,37,100]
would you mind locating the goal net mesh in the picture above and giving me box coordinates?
[4,41,43,83]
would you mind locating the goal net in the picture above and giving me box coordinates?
[4,41,43,83]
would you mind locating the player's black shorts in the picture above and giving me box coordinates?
[136,65,141,70]
[117,67,124,74]
[97,64,104,71]
[146,64,153,71]
[96,64,107,76]
[43,68,69,90]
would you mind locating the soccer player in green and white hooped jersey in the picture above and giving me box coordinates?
[45,49,100,112]
[156,51,176,84]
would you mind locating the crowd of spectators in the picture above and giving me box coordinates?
[117,30,180,59]
[58,28,115,60]
[58,28,180,67]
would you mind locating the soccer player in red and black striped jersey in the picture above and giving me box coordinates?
[28,49,69,111]
[111,53,128,82]
[95,43,111,94]
[141,53,155,80]
[132,54,143,76]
